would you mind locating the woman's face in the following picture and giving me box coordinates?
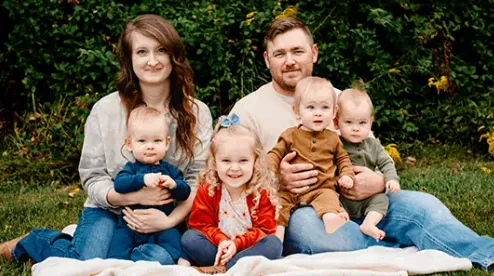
[131,31,172,88]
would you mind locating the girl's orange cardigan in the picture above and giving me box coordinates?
[188,182,277,252]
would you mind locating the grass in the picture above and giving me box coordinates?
[0,144,493,275]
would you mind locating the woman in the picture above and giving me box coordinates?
[0,14,212,264]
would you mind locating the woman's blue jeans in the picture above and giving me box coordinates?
[181,230,283,269]
[12,207,176,264]
[284,190,494,271]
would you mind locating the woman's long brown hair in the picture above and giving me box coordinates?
[116,14,198,160]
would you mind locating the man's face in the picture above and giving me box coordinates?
[264,28,318,94]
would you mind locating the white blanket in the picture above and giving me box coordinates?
[32,246,471,276]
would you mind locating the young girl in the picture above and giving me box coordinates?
[181,114,282,274]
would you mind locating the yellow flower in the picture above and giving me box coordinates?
[384,143,402,164]
[388,68,401,73]
[427,76,449,94]
[481,167,492,174]
[246,11,256,25]
[246,11,256,19]
[479,132,494,156]
[275,6,297,20]
[478,125,486,132]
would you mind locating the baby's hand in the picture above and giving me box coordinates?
[386,180,400,193]
[338,175,354,189]
[159,175,176,190]
[144,173,162,187]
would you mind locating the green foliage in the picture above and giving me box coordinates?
[1,0,494,164]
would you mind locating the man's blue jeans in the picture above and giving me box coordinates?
[284,190,494,271]
[181,230,283,269]
[12,207,175,264]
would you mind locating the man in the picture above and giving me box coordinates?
[230,17,493,271]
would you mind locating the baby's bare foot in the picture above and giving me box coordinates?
[360,223,386,241]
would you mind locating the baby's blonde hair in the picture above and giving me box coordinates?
[126,106,168,136]
[293,76,336,114]
[336,88,374,118]
[197,120,280,220]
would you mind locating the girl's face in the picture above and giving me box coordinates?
[214,134,255,193]
[131,31,173,88]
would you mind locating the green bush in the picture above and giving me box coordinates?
[1,0,493,167]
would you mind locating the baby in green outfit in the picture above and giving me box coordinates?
[334,88,400,241]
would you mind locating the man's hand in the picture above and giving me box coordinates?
[340,166,385,200]
[159,175,176,189]
[144,173,162,187]
[386,180,400,193]
[338,175,354,189]
[279,151,318,194]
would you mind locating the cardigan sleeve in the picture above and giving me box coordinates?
[188,183,229,246]
[113,162,145,193]
[233,190,277,251]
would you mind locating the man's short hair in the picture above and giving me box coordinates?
[263,17,314,50]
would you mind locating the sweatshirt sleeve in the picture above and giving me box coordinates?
[166,163,191,201]
[113,162,145,193]
[373,139,399,183]
[334,135,355,179]
[78,106,115,208]
[233,190,277,251]
[188,184,229,246]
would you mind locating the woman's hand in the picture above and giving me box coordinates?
[340,166,385,200]
[122,207,175,234]
[134,186,173,206]
[280,151,318,194]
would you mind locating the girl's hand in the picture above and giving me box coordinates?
[134,186,172,206]
[144,173,162,187]
[338,175,354,189]
[214,240,230,266]
[386,180,401,193]
[122,207,175,234]
[220,241,237,265]
[159,175,176,189]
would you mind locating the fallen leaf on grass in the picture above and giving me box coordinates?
[452,167,458,174]
[405,156,416,166]
[68,187,81,198]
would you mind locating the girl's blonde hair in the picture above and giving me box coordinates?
[197,120,280,220]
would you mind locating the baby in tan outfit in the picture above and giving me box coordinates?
[268,77,354,241]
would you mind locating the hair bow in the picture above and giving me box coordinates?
[220,113,240,128]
